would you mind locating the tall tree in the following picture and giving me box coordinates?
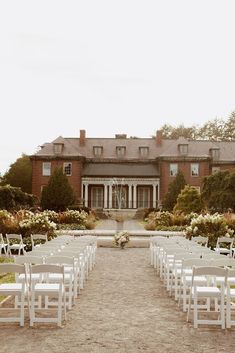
[173,185,203,214]
[162,170,186,211]
[41,167,76,211]
[1,154,32,193]
[202,170,235,212]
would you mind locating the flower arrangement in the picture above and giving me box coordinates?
[114,231,130,249]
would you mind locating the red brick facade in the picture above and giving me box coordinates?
[31,131,235,208]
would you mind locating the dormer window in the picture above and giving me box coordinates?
[178,144,188,155]
[53,143,63,154]
[139,146,149,157]
[116,146,126,157]
[93,146,103,157]
[210,148,220,160]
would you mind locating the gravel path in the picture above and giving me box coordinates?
[0,248,234,353]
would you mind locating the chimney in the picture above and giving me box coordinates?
[156,130,162,146]
[79,129,86,146]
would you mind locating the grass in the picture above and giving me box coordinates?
[0,257,14,302]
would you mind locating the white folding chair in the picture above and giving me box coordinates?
[226,268,235,328]
[31,234,48,249]
[214,237,234,257]
[0,263,28,326]
[0,234,8,256]
[45,256,76,310]
[187,266,227,329]
[29,264,66,327]
[191,236,208,247]
[6,234,26,256]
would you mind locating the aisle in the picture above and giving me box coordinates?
[0,248,234,353]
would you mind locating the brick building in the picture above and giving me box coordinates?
[31,130,235,209]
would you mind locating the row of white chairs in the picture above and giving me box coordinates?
[150,236,235,329]
[0,234,97,327]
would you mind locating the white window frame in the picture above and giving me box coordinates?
[170,163,178,177]
[91,186,104,208]
[63,162,72,176]
[139,147,149,158]
[116,146,126,157]
[53,144,63,154]
[179,144,188,155]
[137,186,150,208]
[93,146,103,157]
[191,163,199,177]
[42,162,51,176]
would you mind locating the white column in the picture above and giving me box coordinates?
[104,183,108,208]
[128,184,132,209]
[153,183,157,209]
[133,184,137,208]
[108,184,113,208]
[84,183,89,207]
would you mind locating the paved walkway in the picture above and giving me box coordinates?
[0,248,234,353]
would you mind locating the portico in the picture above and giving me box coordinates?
[81,177,160,209]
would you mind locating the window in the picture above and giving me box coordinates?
[137,187,150,208]
[53,143,63,154]
[139,147,149,157]
[179,144,188,155]
[211,148,220,160]
[91,186,104,208]
[116,146,126,157]
[63,162,72,176]
[212,166,220,174]
[93,146,103,157]
[170,163,178,176]
[191,163,199,176]
[42,162,51,176]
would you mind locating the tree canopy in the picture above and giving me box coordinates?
[41,167,76,211]
[202,170,235,212]
[1,154,32,193]
[160,111,235,141]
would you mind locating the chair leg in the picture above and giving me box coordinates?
[20,292,25,326]
[193,296,198,328]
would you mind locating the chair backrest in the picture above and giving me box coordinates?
[211,257,235,267]
[182,258,213,268]
[14,255,44,265]
[0,263,25,274]
[216,237,234,247]
[227,268,235,278]
[0,233,4,243]
[191,236,208,247]
[30,264,64,275]
[193,266,227,277]
[31,234,48,248]
[6,234,23,244]
[45,255,75,266]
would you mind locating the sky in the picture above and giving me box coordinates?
[1,0,235,174]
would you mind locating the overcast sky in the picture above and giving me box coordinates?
[0,0,235,174]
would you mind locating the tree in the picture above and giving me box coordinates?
[161,124,199,140]
[0,185,36,210]
[173,185,204,214]
[41,167,76,211]
[162,170,186,211]
[202,170,235,212]
[1,154,32,193]
[198,118,226,141]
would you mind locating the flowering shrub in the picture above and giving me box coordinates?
[144,211,195,230]
[41,210,59,223]
[114,231,130,249]
[58,210,88,224]
[19,212,57,236]
[186,213,234,248]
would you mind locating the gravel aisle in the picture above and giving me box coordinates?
[0,248,234,353]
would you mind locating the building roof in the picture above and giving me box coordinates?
[83,162,159,177]
[34,133,235,162]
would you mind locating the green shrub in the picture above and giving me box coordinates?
[0,185,36,210]
[173,185,204,214]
